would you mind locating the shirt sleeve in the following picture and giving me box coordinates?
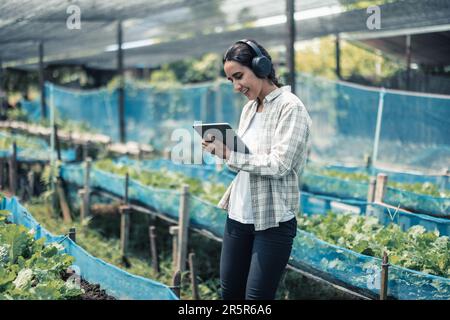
[225,103,310,179]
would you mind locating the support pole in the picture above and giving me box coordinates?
[169,226,179,269]
[335,33,341,80]
[119,204,131,261]
[117,20,126,143]
[39,42,46,119]
[0,159,5,189]
[371,88,385,172]
[177,185,189,273]
[380,251,389,300]
[374,173,388,203]
[189,253,199,300]
[54,124,61,161]
[405,35,412,90]
[149,225,160,274]
[8,142,17,195]
[0,57,5,120]
[367,176,376,203]
[69,227,76,243]
[27,171,35,197]
[364,154,372,170]
[286,0,296,95]
[83,157,91,217]
[78,189,86,220]
[171,270,181,299]
[56,177,72,223]
[124,172,129,205]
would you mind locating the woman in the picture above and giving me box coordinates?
[202,39,311,300]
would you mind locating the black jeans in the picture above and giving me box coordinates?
[220,216,297,300]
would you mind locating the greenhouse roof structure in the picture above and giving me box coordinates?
[1,0,450,70]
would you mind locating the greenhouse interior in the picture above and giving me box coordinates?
[0,0,449,302]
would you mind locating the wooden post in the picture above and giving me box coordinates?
[119,204,131,260]
[78,189,86,221]
[0,159,5,189]
[441,168,449,191]
[27,171,35,197]
[56,177,72,223]
[9,142,17,195]
[188,252,199,300]
[169,226,179,269]
[124,172,129,205]
[54,124,61,161]
[0,158,8,189]
[405,35,412,90]
[171,270,181,299]
[75,144,83,162]
[163,149,171,160]
[335,33,341,80]
[380,251,389,300]
[39,42,46,119]
[83,158,91,218]
[69,227,76,243]
[177,185,190,273]
[374,173,388,203]
[364,154,372,170]
[82,143,89,161]
[367,176,376,203]
[149,226,160,274]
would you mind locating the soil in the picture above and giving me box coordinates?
[63,270,116,300]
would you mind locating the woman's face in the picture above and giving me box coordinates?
[224,60,263,101]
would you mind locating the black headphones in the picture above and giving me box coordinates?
[235,39,272,78]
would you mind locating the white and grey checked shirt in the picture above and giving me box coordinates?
[218,86,311,231]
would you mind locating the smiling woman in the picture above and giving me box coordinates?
[201,39,312,301]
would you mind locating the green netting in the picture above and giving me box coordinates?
[59,161,450,299]
[0,196,178,300]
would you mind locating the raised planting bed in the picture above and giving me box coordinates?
[0,209,113,300]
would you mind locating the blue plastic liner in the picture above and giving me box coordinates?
[60,161,450,300]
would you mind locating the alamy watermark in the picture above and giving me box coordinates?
[366,5,381,30]
[366,265,381,290]
[66,5,81,30]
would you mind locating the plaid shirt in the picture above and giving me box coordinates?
[218,86,311,231]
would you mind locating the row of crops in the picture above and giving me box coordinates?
[0,128,449,300]
[58,157,449,300]
[93,158,449,278]
[0,194,179,300]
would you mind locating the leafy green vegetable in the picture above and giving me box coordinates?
[297,211,450,278]
[0,214,83,300]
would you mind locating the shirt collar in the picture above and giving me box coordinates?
[263,85,291,104]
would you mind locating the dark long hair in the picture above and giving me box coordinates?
[223,40,283,88]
